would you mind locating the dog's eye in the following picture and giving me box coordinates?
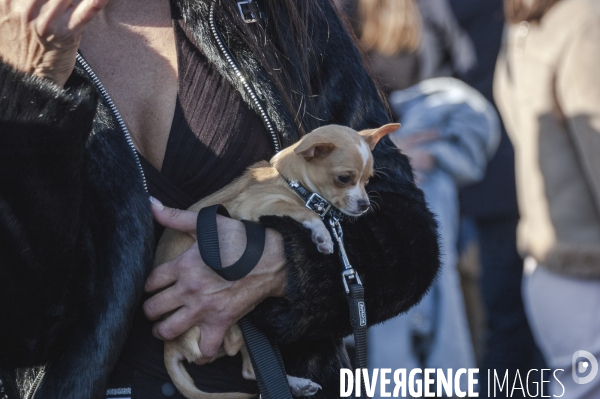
[337,175,352,185]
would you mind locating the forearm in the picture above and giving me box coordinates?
[0,60,97,263]
[252,192,438,343]
[250,140,440,343]
[0,61,98,365]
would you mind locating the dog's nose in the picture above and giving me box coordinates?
[357,199,370,212]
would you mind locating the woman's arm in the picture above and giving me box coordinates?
[556,18,600,216]
[144,203,288,364]
[143,0,438,350]
[0,60,98,365]
[252,144,439,342]
[0,0,106,366]
[247,0,440,343]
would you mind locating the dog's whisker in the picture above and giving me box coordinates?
[372,168,390,179]
[369,200,381,212]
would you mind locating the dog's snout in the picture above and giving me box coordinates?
[357,199,370,212]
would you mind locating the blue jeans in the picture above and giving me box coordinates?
[523,263,600,399]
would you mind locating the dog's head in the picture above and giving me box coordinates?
[276,123,399,216]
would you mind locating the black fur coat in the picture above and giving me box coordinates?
[0,0,439,398]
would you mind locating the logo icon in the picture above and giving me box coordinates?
[358,302,367,327]
[572,350,598,384]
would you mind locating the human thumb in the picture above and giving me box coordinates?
[150,197,197,235]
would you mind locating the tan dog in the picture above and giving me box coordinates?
[154,123,399,399]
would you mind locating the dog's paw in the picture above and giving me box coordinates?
[303,219,334,254]
[287,375,322,397]
[314,232,334,254]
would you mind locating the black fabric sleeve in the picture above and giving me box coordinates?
[252,142,439,343]
[0,60,98,367]
[248,1,440,343]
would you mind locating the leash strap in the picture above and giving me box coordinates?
[196,206,293,399]
[239,317,292,399]
[284,179,369,399]
[328,218,368,399]
[347,284,368,370]
[197,205,266,281]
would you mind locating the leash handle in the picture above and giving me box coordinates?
[197,205,266,281]
[196,205,293,399]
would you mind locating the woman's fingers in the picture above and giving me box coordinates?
[150,197,198,236]
[37,0,75,28]
[152,307,195,341]
[0,0,108,85]
[145,257,179,293]
[143,284,183,321]
[69,0,110,32]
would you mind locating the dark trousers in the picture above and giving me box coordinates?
[477,217,545,398]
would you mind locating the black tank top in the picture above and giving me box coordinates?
[114,12,274,395]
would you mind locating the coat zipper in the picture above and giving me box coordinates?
[209,0,282,153]
[76,3,280,191]
[23,16,281,399]
[76,53,148,192]
[25,366,46,399]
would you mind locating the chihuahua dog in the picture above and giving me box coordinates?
[154,123,399,399]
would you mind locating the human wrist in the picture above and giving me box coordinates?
[215,214,247,267]
[215,215,287,298]
[263,228,287,298]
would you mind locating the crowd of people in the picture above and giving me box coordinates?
[337,0,600,397]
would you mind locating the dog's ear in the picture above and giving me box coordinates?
[359,123,401,150]
[295,135,336,161]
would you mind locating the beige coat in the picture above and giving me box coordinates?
[494,0,600,277]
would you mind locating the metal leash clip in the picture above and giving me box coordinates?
[327,217,363,294]
[284,177,363,293]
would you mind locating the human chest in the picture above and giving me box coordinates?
[80,0,178,170]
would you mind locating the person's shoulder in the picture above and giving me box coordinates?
[542,0,600,35]
[525,0,600,61]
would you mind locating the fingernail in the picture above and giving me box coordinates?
[149,196,164,210]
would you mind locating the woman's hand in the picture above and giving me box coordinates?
[143,199,287,364]
[0,0,109,86]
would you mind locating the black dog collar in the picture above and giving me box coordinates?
[280,176,345,221]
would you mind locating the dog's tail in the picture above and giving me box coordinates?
[165,342,254,399]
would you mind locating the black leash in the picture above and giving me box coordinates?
[283,179,369,399]
[197,205,292,399]
[197,179,370,399]
[284,180,368,364]
[197,205,265,281]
